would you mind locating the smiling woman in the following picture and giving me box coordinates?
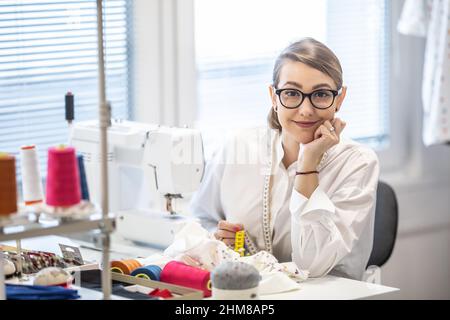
[190,38,380,281]
[268,39,347,169]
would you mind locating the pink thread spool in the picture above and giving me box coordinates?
[160,261,212,297]
[45,145,81,207]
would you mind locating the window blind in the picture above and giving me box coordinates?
[326,0,390,147]
[0,0,131,179]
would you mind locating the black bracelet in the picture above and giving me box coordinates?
[295,170,319,175]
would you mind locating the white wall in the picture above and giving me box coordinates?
[131,0,197,127]
[379,12,450,298]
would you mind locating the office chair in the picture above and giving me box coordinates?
[366,181,399,268]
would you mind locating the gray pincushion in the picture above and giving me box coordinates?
[211,261,261,290]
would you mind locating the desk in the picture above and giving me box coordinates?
[2,236,399,300]
[261,275,398,300]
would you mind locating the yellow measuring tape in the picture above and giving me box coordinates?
[234,230,245,257]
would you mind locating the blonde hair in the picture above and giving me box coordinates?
[268,37,343,132]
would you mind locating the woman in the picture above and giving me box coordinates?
[190,38,379,280]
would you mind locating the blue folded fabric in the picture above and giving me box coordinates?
[6,284,80,300]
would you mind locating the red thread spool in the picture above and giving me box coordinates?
[110,259,142,275]
[160,261,212,297]
[45,145,81,207]
[0,153,18,216]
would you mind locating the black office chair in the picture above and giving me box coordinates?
[366,181,399,268]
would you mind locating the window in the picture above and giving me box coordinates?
[194,0,390,158]
[0,0,131,179]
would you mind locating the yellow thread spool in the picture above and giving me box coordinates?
[110,267,124,274]
[135,273,151,280]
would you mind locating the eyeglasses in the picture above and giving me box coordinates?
[274,87,342,110]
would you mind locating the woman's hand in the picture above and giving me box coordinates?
[214,220,243,247]
[299,118,346,170]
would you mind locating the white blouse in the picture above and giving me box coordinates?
[189,126,380,280]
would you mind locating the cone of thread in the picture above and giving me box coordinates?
[45,146,81,207]
[110,259,142,275]
[0,153,18,215]
[161,261,212,297]
[20,145,44,205]
[77,154,90,201]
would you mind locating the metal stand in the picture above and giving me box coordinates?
[0,0,113,300]
[15,239,28,281]
[96,0,112,300]
[0,251,5,300]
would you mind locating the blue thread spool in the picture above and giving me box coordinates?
[77,154,90,201]
[130,265,162,281]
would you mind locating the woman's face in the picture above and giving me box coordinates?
[270,61,346,144]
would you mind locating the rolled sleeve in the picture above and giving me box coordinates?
[189,146,227,233]
[290,149,379,278]
[289,186,335,222]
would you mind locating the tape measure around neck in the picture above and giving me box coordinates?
[244,128,274,255]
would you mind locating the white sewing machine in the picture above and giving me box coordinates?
[70,119,205,249]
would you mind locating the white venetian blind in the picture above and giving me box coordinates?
[0,0,131,178]
[326,0,390,147]
[194,0,390,158]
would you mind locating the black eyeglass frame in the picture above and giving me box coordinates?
[274,87,342,110]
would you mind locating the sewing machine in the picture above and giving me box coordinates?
[70,119,205,249]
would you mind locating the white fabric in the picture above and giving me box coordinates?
[144,221,305,295]
[164,221,240,271]
[137,254,172,270]
[397,0,430,36]
[190,126,379,280]
[398,0,450,145]
[259,273,301,296]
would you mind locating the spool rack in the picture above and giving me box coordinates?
[0,212,115,300]
[0,0,115,301]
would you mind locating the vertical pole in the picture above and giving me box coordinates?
[96,0,111,300]
[15,240,22,276]
[0,251,5,300]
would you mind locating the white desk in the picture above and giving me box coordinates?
[261,275,398,300]
[2,236,399,300]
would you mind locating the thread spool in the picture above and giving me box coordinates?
[211,261,261,300]
[160,261,212,297]
[20,145,44,205]
[0,153,18,216]
[77,154,90,201]
[110,259,142,275]
[130,265,162,281]
[45,145,81,207]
